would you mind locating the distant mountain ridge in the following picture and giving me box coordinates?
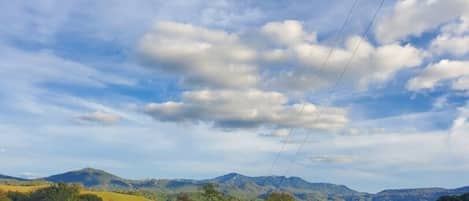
[0,174,27,181]
[1,168,468,201]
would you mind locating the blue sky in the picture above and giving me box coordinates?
[1,0,469,193]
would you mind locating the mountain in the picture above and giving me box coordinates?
[1,168,469,201]
[204,173,359,199]
[39,169,362,199]
[0,174,27,181]
[44,168,132,188]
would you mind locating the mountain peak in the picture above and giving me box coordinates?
[222,172,244,178]
[45,167,130,188]
[212,172,248,183]
[80,167,109,174]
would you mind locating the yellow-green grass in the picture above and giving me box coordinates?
[82,191,152,201]
[0,184,151,201]
[0,184,48,193]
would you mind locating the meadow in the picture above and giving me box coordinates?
[0,184,151,201]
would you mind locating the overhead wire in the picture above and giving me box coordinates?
[276,0,386,187]
[261,0,360,187]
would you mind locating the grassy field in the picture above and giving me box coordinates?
[82,191,151,201]
[0,184,48,193]
[0,184,151,201]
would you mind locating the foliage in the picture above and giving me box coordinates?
[79,194,103,201]
[29,183,81,201]
[2,183,104,201]
[0,184,150,201]
[202,184,226,201]
[177,193,194,201]
[6,192,30,201]
[264,192,295,201]
[437,193,469,201]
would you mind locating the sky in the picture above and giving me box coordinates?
[1,0,469,193]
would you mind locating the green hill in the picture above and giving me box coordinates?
[44,168,133,188]
[1,168,469,201]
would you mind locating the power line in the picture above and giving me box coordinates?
[261,0,360,187]
[276,0,386,187]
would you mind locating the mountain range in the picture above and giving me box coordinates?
[1,168,468,201]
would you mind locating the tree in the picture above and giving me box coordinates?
[437,193,469,201]
[6,192,29,201]
[29,183,81,201]
[201,183,225,201]
[79,194,103,201]
[265,192,295,201]
[176,193,193,201]
[461,193,469,201]
[437,195,462,201]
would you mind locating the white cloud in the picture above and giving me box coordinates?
[375,0,469,43]
[76,111,121,125]
[20,172,40,179]
[138,20,423,93]
[0,44,137,118]
[260,128,290,137]
[200,3,264,28]
[431,17,469,56]
[431,35,469,56]
[144,89,348,130]
[138,20,425,131]
[138,21,258,89]
[0,45,134,89]
[451,103,469,132]
[260,21,423,91]
[309,155,355,164]
[0,1,75,43]
[407,60,469,91]
[261,20,317,46]
[433,95,449,109]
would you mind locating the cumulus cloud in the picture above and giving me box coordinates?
[77,111,121,125]
[138,21,258,89]
[260,20,423,91]
[138,20,423,93]
[431,35,469,56]
[137,20,426,130]
[431,17,469,56]
[144,89,348,130]
[375,0,469,43]
[261,20,317,46]
[407,60,469,91]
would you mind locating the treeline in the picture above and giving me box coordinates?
[114,183,296,201]
[438,193,469,201]
[174,183,295,201]
[0,183,102,201]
